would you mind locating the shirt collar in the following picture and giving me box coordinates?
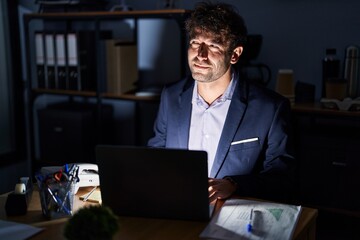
[191,71,238,105]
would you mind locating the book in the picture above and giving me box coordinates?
[200,199,302,240]
[106,39,138,94]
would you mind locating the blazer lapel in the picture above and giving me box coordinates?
[210,78,248,178]
[176,79,194,149]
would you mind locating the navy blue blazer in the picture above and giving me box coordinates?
[148,70,296,201]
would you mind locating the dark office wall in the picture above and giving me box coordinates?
[123,0,360,100]
[18,0,360,118]
[0,1,28,194]
[0,162,29,194]
[230,0,360,100]
[103,1,360,150]
[18,0,360,98]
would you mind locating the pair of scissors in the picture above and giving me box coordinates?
[54,170,68,182]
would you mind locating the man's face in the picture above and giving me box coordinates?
[187,30,232,83]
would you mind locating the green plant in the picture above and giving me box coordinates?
[64,205,119,240]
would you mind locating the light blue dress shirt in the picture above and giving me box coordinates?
[188,75,237,175]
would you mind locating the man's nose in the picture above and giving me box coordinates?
[197,43,208,59]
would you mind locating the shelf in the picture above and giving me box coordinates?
[33,88,97,97]
[102,91,160,102]
[24,9,191,21]
[32,88,161,102]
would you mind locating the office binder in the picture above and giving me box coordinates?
[67,32,80,90]
[78,31,97,91]
[67,31,97,91]
[35,32,46,88]
[55,33,67,89]
[106,40,138,94]
[45,33,56,89]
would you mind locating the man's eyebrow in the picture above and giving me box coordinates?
[212,39,223,45]
[190,36,223,45]
[207,35,225,45]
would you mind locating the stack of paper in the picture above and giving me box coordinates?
[0,220,43,240]
[200,199,302,240]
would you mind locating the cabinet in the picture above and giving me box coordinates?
[23,10,191,171]
[291,103,360,215]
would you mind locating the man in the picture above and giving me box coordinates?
[148,2,295,203]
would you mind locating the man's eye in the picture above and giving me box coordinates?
[190,42,200,48]
[209,44,220,50]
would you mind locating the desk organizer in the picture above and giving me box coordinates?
[35,164,79,219]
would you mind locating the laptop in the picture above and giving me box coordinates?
[96,145,210,221]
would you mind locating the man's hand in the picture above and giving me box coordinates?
[208,178,237,203]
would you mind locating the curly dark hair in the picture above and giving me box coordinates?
[185,1,247,54]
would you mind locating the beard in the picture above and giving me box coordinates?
[189,55,232,83]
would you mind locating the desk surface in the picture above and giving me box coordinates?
[1,187,318,240]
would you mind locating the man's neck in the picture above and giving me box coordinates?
[197,69,232,105]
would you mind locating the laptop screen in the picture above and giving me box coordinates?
[96,145,210,221]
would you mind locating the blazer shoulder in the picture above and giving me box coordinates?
[248,82,289,105]
[163,76,194,94]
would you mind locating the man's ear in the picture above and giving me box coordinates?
[230,46,243,64]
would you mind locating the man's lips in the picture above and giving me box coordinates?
[193,63,211,69]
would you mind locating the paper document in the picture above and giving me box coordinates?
[200,199,302,240]
[0,220,43,240]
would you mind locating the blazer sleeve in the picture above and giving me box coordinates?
[147,88,168,147]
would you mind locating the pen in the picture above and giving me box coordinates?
[47,187,71,214]
[64,164,69,174]
[83,186,97,202]
[59,177,76,214]
[247,208,253,232]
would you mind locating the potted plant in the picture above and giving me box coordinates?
[64,205,119,240]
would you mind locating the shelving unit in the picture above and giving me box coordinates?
[23,9,191,171]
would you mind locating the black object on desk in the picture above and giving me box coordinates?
[5,193,28,216]
[5,187,33,216]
